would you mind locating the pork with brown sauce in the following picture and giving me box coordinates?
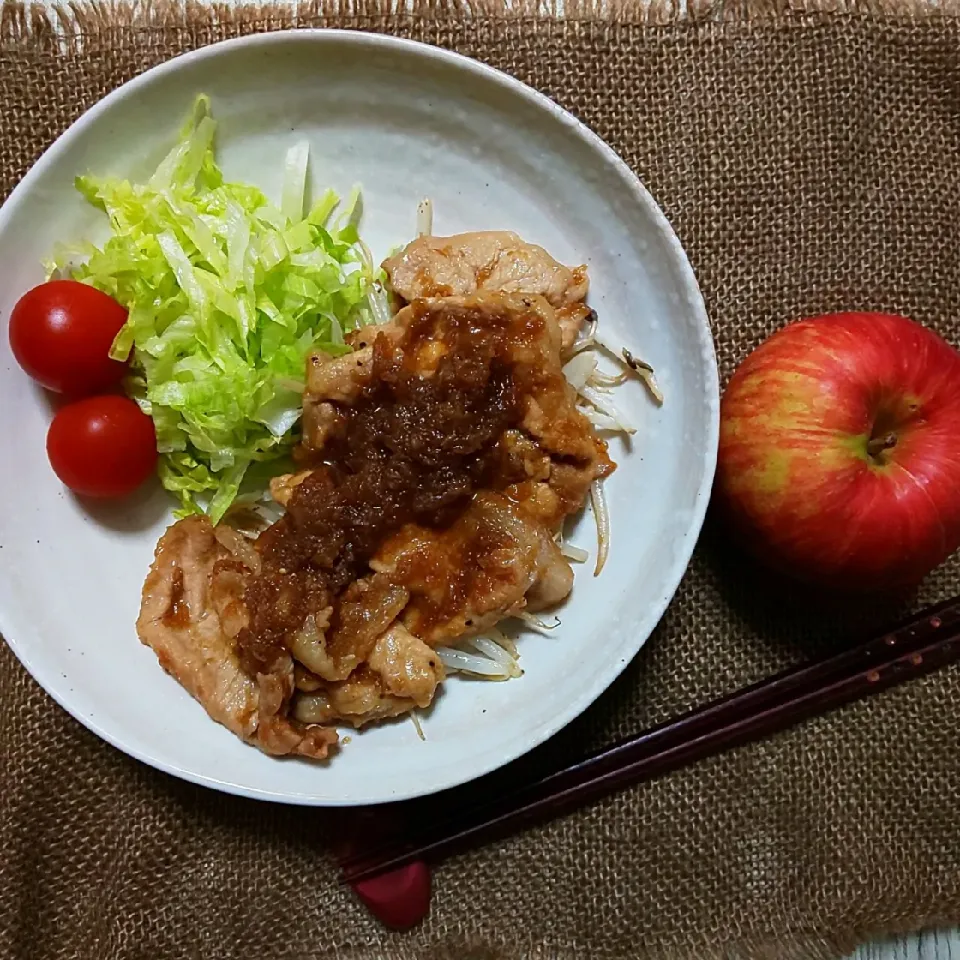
[139,277,612,754]
[383,232,593,352]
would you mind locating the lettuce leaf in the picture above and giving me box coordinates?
[49,95,382,523]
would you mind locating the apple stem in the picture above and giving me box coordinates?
[867,433,898,458]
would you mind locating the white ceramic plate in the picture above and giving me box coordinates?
[0,30,717,805]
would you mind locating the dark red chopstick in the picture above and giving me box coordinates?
[340,594,960,885]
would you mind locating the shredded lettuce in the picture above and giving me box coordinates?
[48,95,383,523]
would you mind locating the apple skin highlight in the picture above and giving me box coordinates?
[716,312,960,590]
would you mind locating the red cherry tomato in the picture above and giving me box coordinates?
[46,395,157,498]
[9,280,129,395]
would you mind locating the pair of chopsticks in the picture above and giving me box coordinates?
[340,593,960,885]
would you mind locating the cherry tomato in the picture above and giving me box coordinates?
[9,280,129,395]
[46,395,157,498]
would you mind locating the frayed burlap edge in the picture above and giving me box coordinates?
[3,0,960,50]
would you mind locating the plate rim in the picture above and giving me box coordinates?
[0,27,720,806]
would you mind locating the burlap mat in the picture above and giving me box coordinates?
[3,1,960,957]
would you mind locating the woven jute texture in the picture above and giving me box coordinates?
[3,2,960,958]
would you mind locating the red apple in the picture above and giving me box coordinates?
[716,312,960,589]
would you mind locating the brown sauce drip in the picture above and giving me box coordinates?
[163,566,190,629]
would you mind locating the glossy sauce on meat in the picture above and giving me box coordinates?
[238,297,602,673]
[164,567,190,629]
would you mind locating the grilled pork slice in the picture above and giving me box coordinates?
[370,492,574,644]
[137,515,338,759]
[382,231,592,351]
